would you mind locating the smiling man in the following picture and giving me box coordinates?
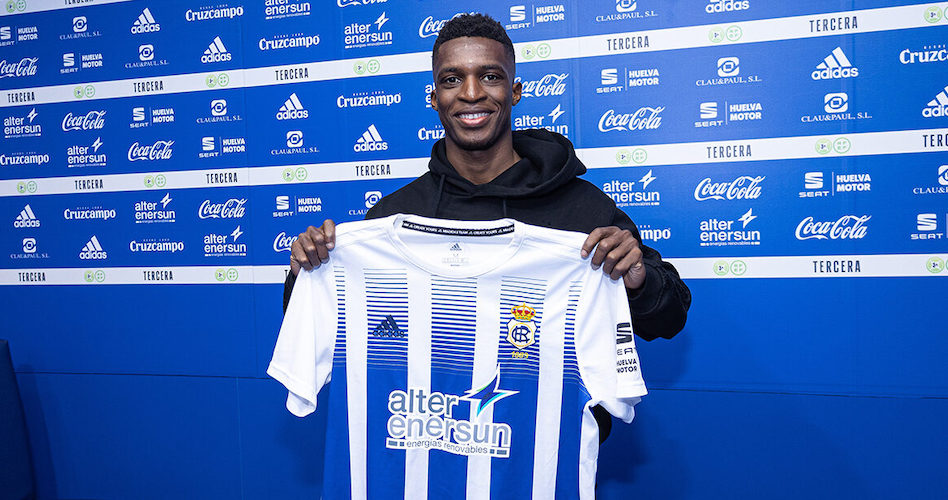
[285,12,690,437]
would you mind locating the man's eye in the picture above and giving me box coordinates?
[484,74,500,81]
[442,76,460,85]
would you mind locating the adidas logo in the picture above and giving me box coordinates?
[79,235,108,260]
[923,85,948,118]
[201,36,232,64]
[811,47,858,80]
[354,124,388,152]
[276,93,309,120]
[371,315,406,338]
[450,243,462,252]
[14,204,40,228]
[131,8,160,34]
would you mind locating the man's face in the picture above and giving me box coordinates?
[431,37,522,151]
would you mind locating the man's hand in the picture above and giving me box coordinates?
[290,220,336,276]
[581,226,646,290]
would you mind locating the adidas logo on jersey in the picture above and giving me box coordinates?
[79,235,108,260]
[923,85,948,118]
[131,8,160,34]
[354,124,388,152]
[201,36,232,63]
[449,243,462,252]
[371,315,405,337]
[277,93,309,120]
[811,47,858,80]
[14,204,40,228]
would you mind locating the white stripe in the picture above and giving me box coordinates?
[531,288,566,499]
[0,0,131,15]
[214,37,227,53]
[466,279,501,500]
[934,90,948,106]
[90,235,103,251]
[346,267,369,500]
[2,254,946,286]
[820,54,838,69]
[143,8,155,24]
[3,4,936,107]
[405,272,431,500]
[577,403,600,500]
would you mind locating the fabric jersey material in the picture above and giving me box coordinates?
[284,128,691,342]
[269,215,647,500]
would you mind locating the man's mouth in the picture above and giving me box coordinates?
[455,111,492,127]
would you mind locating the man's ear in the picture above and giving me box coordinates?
[511,80,523,106]
[430,90,439,111]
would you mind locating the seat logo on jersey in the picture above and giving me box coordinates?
[386,367,517,457]
[506,302,537,350]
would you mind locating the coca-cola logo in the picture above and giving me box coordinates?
[795,215,871,240]
[199,198,247,219]
[0,57,38,79]
[273,231,297,252]
[517,73,568,97]
[127,140,174,161]
[418,13,469,38]
[598,107,664,132]
[62,110,106,132]
[694,175,764,201]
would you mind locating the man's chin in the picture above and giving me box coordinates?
[446,131,500,152]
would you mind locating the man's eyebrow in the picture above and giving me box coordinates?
[436,64,508,76]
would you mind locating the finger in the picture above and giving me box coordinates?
[300,227,322,268]
[322,219,336,250]
[601,235,636,276]
[609,245,642,281]
[581,227,616,258]
[292,235,314,271]
[290,253,301,276]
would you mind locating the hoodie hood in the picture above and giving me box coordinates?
[428,128,586,201]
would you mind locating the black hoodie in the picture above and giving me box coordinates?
[283,129,690,339]
[282,129,691,440]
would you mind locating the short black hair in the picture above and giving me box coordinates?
[432,13,515,63]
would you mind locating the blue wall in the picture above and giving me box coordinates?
[2,0,947,498]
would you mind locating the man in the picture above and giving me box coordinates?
[284,13,690,437]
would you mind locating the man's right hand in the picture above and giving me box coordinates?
[290,219,336,276]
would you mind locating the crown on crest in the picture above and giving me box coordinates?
[510,303,535,321]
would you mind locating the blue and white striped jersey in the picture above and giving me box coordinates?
[268,215,646,500]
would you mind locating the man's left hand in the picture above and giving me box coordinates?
[582,226,646,290]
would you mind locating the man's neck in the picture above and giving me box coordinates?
[445,134,522,185]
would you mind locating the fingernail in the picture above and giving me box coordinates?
[581,250,588,258]
[327,243,334,250]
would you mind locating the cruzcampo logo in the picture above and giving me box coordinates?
[84,269,106,283]
[281,167,308,182]
[927,256,945,273]
[353,59,380,75]
[215,268,239,282]
[206,73,230,88]
[144,174,167,188]
[6,0,26,13]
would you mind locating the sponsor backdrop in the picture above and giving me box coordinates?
[2,0,947,497]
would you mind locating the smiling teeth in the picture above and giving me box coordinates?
[459,113,489,119]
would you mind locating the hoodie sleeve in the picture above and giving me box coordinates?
[612,208,692,341]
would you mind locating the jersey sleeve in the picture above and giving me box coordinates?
[575,273,648,424]
[267,265,339,417]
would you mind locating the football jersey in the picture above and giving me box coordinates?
[268,214,646,500]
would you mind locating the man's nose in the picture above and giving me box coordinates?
[459,76,486,101]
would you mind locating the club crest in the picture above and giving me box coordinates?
[506,302,537,349]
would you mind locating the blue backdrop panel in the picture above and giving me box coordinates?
[16,372,242,499]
